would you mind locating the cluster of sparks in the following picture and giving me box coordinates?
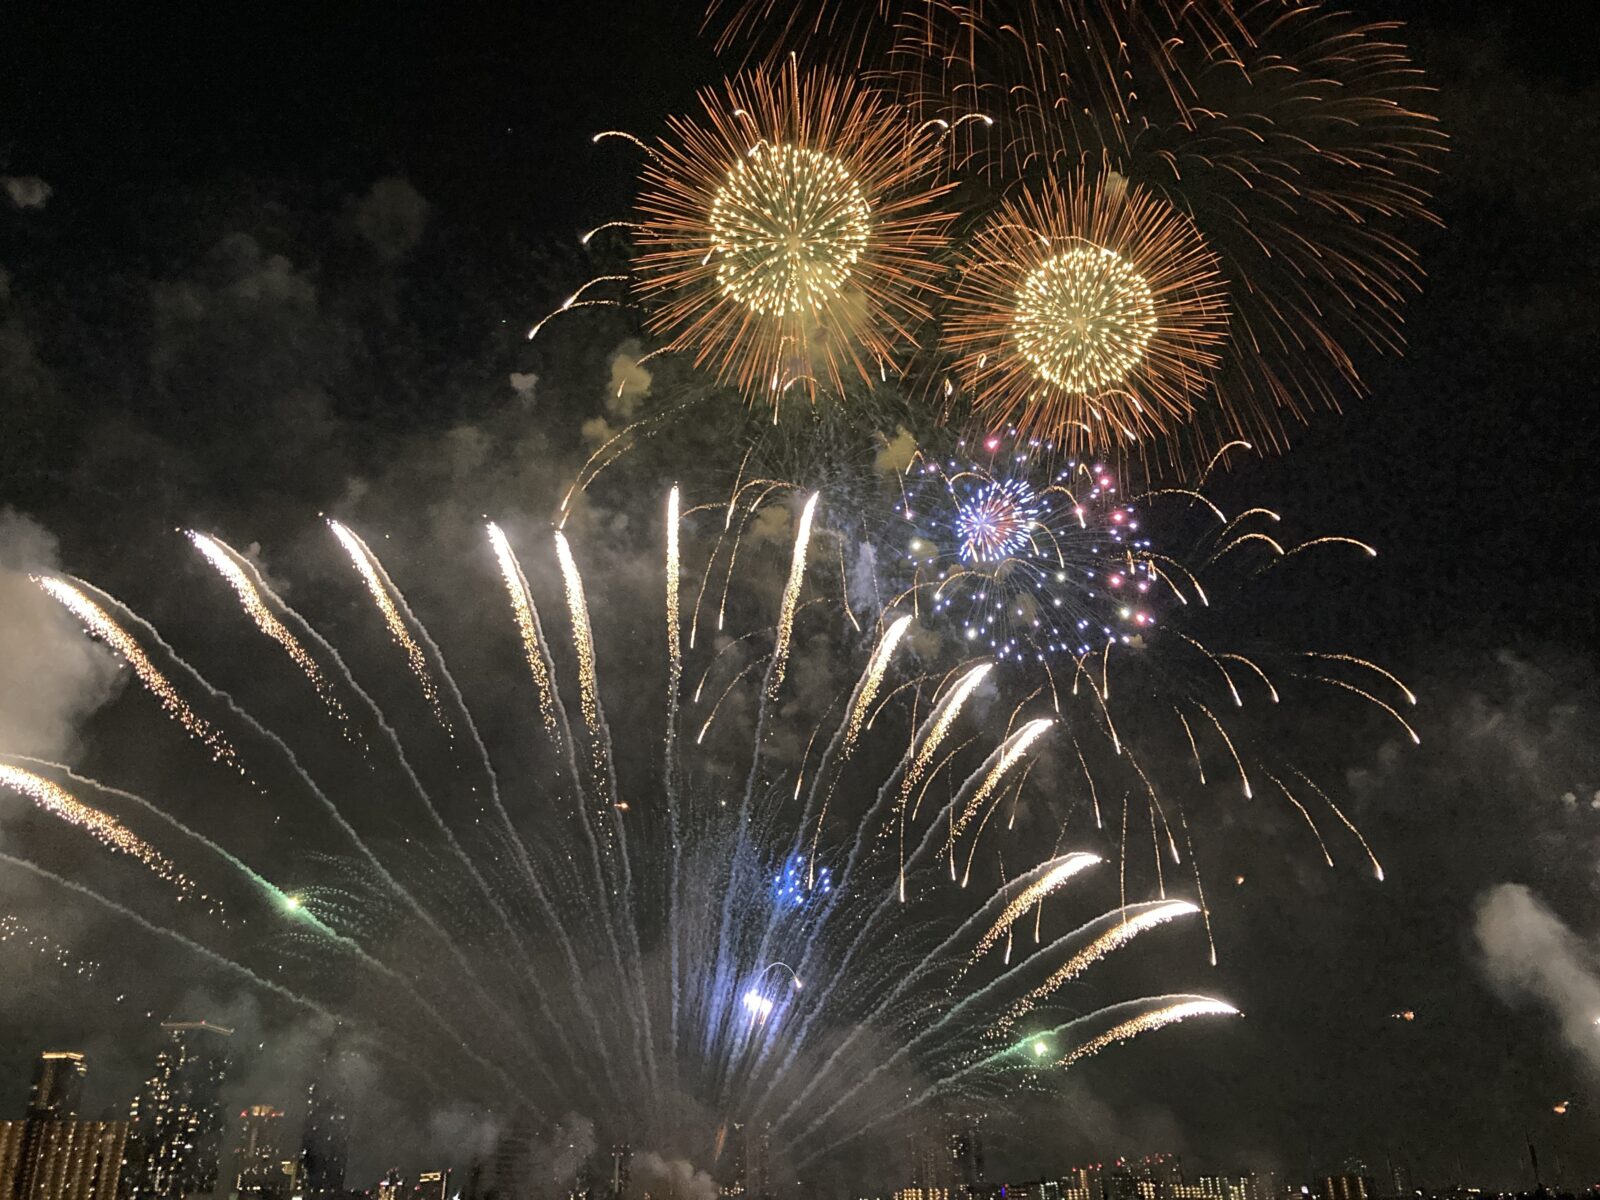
[0,913,101,980]
[4,489,1253,1179]
[710,143,871,318]
[701,0,1442,463]
[897,429,1155,661]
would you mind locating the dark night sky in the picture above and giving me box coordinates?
[2,0,1599,1192]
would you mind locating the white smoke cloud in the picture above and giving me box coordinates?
[353,177,432,261]
[631,1152,720,1200]
[0,511,122,759]
[1474,882,1600,1069]
[2,176,52,210]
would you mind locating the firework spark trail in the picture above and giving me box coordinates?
[1311,676,1423,745]
[221,555,593,1067]
[806,995,1239,1168]
[842,613,912,756]
[35,577,241,770]
[488,523,563,736]
[0,764,195,901]
[187,534,347,724]
[664,485,687,1059]
[1264,771,1334,868]
[1294,769,1385,881]
[0,850,543,1109]
[1303,652,1417,706]
[780,885,1187,1148]
[0,913,99,979]
[767,492,819,699]
[1050,997,1241,1069]
[328,522,448,729]
[1000,901,1200,1031]
[70,578,562,1091]
[897,663,993,899]
[970,853,1100,961]
[948,718,1054,851]
[551,530,661,1095]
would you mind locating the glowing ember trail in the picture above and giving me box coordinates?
[554,530,612,807]
[952,718,1055,844]
[0,764,193,900]
[328,521,446,725]
[972,853,1100,960]
[768,493,819,698]
[1055,997,1240,1069]
[487,523,561,734]
[843,614,913,756]
[33,577,240,768]
[188,533,345,721]
[1006,901,1199,1028]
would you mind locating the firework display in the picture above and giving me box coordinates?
[943,172,1229,456]
[628,60,954,407]
[4,495,1236,1180]
[894,428,1156,662]
[705,0,1443,461]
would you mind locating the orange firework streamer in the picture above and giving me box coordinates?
[631,58,954,408]
[1054,997,1240,1069]
[943,170,1229,459]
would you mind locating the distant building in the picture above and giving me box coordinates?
[411,1171,451,1200]
[949,1126,985,1198]
[3,1119,128,1200]
[377,1171,405,1200]
[28,1056,88,1122]
[122,1021,233,1200]
[232,1107,289,1200]
[1318,1176,1373,1200]
[298,1071,348,1200]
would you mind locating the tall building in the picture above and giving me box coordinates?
[412,1171,452,1200]
[232,1108,287,1200]
[948,1126,985,1198]
[3,1119,128,1200]
[28,1057,88,1122]
[377,1171,404,1200]
[122,1022,233,1200]
[1317,1177,1372,1200]
[297,1074,348,1200]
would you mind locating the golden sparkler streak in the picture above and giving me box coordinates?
[1004,901,1200,1030]
[1054,998,1241,1070]
[768,492,819,698]
[0,764,193,899]
[33,576,240,768]
[553,530,612,802]
[950,718,1055,846]
[328,521,447,727]
[188,533,345,722]
[971,853,1100,962]
[487,523,560,735]
[842,613,912,756]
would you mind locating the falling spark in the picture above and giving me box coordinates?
[1006,901,1200,1028]
[34,577,240,768]
[971,853,1100,960]
[487,523,561,734]
[554,531,612,805]
[951,718,1055,844]
[843,614,913,755]
[188,533,346,722]
[768,493,819,698]
[0,765,195,901]
[1054,997,1240,1069]
[328,521,447,727]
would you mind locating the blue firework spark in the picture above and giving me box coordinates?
[899,430,1157,662]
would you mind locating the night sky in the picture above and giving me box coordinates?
[2,0,1598,1193]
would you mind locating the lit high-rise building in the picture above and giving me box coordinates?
[28,1056,87,1122]
[411,1171,451,1200]
[3,1119,128,1200]
[377,1170,404,1200]
[122,1021,233,1200]
[297,1073,348,1200]
[1317,1176,1372,1200]
[232,1107,288,1200]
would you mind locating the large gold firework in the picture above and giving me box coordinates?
[631,60,954,408]
[943,171,1229,455]
[708,0,1444,463]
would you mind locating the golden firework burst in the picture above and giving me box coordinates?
[632,60,954,408]
[943,171,1229,457]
